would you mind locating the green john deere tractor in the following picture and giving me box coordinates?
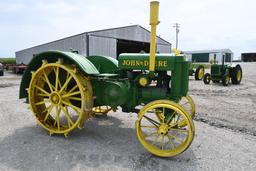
[19,1,195,157]
[203,54,242,86]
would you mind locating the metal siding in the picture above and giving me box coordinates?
[89,36,117,58]
[156,44,171,53]
[16,34,87,64]
[16,25,171,64]
[90,25,169,45]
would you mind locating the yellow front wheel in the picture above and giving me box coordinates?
[28,59,93,136]
[136,100,194,157]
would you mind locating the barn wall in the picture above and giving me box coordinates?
[88,36,117,58]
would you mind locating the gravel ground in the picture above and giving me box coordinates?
[0,64,256,171]
[190,62,256,136]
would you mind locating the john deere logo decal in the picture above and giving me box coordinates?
[122,60,167,67]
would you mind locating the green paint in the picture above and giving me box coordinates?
[19,51,99,98]
[20,51,191,115]
[118,53,185,71]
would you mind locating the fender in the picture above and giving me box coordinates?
[19,50,99,99]
[86,55,118,73]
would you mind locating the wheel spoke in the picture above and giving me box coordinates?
[35,85,50,96]
[55,106,61,130]
[170,128,188,134]
[68,97,82,101]
[37,93,49,97]
[169,134,183,144]
[72,106,80,116]
[151,135,160,146]
[167,111,179,128]
[155,108,164,123]
[44,105,53,122]
[62,91,81,98]
[43,70,54,92]
[144,132,157,138]
[35,99,50,106]
[64,72,70,91]
[41,77,55,91]
[176,114,181,123]
[60,106,74,127]
[54,67,59,91]
[142,115,160,127]
[59,74,73,94]
[166,134,175,150]
[141,125,157,129]
[62,100,81,113]
[161,135,165,150]
[67,85,79,94]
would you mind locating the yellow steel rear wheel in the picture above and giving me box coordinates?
[136,100,194,157]
[28,59,93,136]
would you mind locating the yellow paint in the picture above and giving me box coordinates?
[93,106,112,116]
[198,68,204,80]
[172,48,181,56]
[122,60,167,67]
[28,60,93,135]
[237,70,241,81]
[149,1,160,73]
[136,100,194,157]
[139,77,148,87]
[225,76,230,84]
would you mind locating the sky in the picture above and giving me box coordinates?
[0,0,255,59]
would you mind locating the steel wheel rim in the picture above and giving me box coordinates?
[237,70,241,81]
[136,100,194,157]
[28,62,92,134]
[198,68,204,80]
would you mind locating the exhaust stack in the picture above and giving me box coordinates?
[149,1,160,75]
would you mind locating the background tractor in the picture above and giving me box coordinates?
[203,54,242,86]
[19,1,195,157]
[172,49,205,81]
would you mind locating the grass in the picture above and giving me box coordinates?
[0,58,16,64]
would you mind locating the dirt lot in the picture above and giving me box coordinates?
[0,63,256,171]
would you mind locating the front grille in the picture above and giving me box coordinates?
[211,66,220,75]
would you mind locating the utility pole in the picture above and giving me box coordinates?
[173,23,180,49]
